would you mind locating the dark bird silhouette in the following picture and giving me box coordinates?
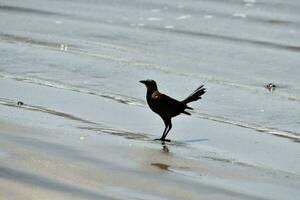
[140,79,206,141]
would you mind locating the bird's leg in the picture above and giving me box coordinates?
[159,118,169,141]
[161,125,168,139]
[161,118,172,142]
[155,119,168,141]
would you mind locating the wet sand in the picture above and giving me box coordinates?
[1,78,300,200]
[1,0,300,199]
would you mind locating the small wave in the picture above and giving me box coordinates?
[83,39,138,53]
[1,32,299,104]
[0,33,61,49]
[202,154,300,179]
[202,155,257,168]
[79,126,149,140]
[0,33,137,63]
[0,5,65,17]
[0,96,151,142]
[79,126,187,147]
[192,111,300,143]
[145,25,300,53]
[0,97,96,125]
[0,73,145,107]
[1,73,299,142]
[130,61,300,103]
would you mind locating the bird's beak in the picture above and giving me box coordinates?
[139,80,147,84]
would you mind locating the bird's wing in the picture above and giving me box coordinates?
[152,92,180,105]
[151,92,184,115]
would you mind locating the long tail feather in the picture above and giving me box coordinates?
[182,85,206,105]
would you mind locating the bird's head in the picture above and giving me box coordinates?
[140,79,158,91]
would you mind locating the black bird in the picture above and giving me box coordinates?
[140,79,206,141]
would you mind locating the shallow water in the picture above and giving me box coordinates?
[0,0,299,138]
[0,0,300,199]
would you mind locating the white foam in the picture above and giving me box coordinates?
[147,17,162,21]
[176,15,192,20]
[244,0,256,3]
[79,136,85,140]
[60,44,68,51]
[204,15,213,19]
[245,3,254,7]
[169,168,201,178]
[55,20,62,24]
[164,25,174,29]
[233,13,247,18]
[151,9,160,13]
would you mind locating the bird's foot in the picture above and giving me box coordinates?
[155,138,171,142]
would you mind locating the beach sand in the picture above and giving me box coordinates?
[1,0,300,199]
[1,78,300,200]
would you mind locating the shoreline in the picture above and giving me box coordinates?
[1,77,300,200]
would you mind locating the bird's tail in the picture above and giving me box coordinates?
[182,85,206,105]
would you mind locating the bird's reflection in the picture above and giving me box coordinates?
[161,141,170,153]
